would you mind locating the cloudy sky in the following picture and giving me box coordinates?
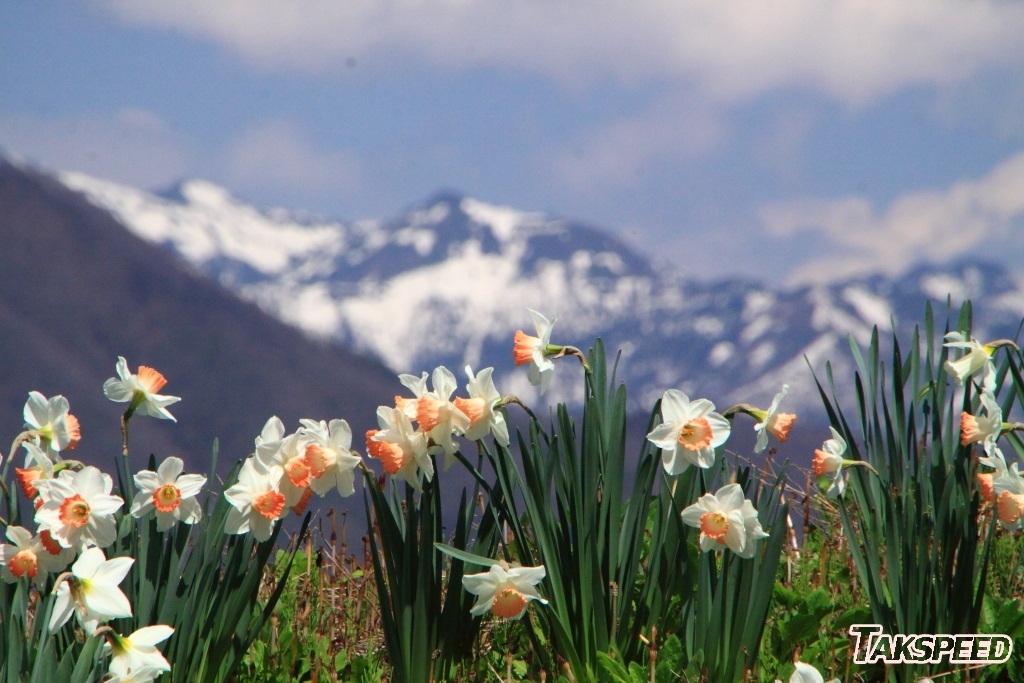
[3,1,1024,285]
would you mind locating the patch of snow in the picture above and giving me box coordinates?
[709,341,734,367]
[920,273,968,302]
[179,179,235,208]
[842,286,892,328]
[741,315,773,343]
[461,197,534,242]
[594,251,626,275]
[694,316,724,337]
[743,290,775,322]
[809,288,873,345]
[59,172,345,276]
[749,342,775,369]
[393,227,436,256]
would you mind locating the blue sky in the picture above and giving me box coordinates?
[3,1,1024,284]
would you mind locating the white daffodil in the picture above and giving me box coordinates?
[130,457,206,532]
[367,406,432,491]
[774,661,840,683]
[105,625,174,679]
[960,391,1003,455]
[35,466,124,550]
[224,458,287,542]
[254,415,287,464]
[943,332,996,391]
[813,428,878,498]
[0,525,73,586]
[23,391,80,455]
[255,429,313,511]
[396,371,431,420]
[299,418,362,497]
[513,308,558,394]
[456,366,510,447]
[994,462,1024,531]
[102,356,181,421]
[752,385,797,454]
[49,547,133,634]
[812,427,848,498]
[462,561,548,620]
[647,389,731,475]
[680,483,768,559]
[978,446,1009,503]
[106,665,167,683]
[15,441,55,501]
[415,366,471,469]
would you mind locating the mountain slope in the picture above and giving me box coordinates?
[0,160,398,483]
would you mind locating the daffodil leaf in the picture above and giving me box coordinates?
[432,542,498,567]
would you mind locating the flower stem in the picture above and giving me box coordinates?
[121,410,132,459]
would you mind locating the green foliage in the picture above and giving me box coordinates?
[0,437,308,683]
[813,302,1021,682]
[678,461,789,683]
[362,455,501,683]
[469,340,692,681]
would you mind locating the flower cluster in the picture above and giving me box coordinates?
[942,331,1024,530]
[644,382,795,558]
[224,416,362,541]
[0,357,190,682]
[366,364,510,491]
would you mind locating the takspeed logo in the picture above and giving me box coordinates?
[850,625,1012,665]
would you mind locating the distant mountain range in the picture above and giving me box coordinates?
[55,168,1024,423]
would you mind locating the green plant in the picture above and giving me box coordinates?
[814,303,1009,682]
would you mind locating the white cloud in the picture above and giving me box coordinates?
[761,150,1024,284]
[223,121,364,198]
[100,1,1024,106]
[0,108,191,189]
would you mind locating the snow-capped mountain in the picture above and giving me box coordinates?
[58,170,1024,414]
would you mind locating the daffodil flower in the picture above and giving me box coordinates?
[103,356,181,421]
[49,547,134,634]
[255,430,314,510]
[455,366,510,447]
[812,427,877,498]
[0,525,73,586]
[943,332,996,391]
[752,385,797,453]
[299,418,362,497]
[680,483,768,558]
[960,391,1002,454]
[130,457,206,532]
[396,371,431,419]
[224,458,287,542]
[15,441,55,500]
[774,661,840,683]
[23,391,81,455]
[647,389,731,475]
[513,308,559,394]
[105,665,167,683]
[978,446,1008,503]
[366,406,431,491]
[34,466,124,550]
[462,561,548,620]
[994,462,1024,531]
[812,427,848,498]
[415,366,471,469]
[104,625,174,679]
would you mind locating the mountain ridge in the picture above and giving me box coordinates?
[48,165,1024,418]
